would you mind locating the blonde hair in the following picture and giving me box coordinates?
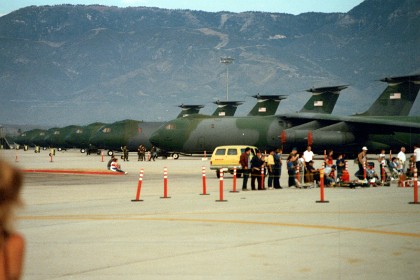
[0,159,23,235]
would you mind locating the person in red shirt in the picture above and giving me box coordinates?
[239,147,252,191]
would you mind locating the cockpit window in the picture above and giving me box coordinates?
[165,123,176,130]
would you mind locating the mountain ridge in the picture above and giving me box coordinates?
[0,0,419,127]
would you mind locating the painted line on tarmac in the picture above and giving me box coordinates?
[21,169,125,175]
[18,214,420,239]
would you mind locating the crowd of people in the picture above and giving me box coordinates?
[239,144,420,190]
[106,145,161,173]
[108,143,420,184]
[137,145,158,162]
[240,147,283,190]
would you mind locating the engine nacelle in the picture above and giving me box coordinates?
[311,131,356,146]
[281,130,310,146]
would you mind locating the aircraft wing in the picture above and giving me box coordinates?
[281,113,420,134]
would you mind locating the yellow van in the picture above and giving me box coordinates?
[210,145,258,178]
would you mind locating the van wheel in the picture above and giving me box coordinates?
[172,153,179,160]
[80,148,86,153]
[107,150,114,156]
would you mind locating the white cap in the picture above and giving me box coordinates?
[362,146,368,151]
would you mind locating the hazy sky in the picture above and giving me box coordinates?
[1,0,365,17]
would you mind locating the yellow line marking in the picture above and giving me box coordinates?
[18,215,420,239]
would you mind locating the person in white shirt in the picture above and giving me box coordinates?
[110,158,128,174]
[397,147,406,173]
[414,144,420,173]
[303,145,314,167]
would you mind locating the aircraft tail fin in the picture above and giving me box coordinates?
[212,101,243,117]
[176,104,205,118]
[357,74,420,116]
[300,85,348,114]
[247,95,287,116]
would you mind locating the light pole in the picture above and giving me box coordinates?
[220,57,234,100]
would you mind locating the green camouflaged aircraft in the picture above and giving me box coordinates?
[149,75,420,155]
[86,89,344,156]
[11,102,236,152]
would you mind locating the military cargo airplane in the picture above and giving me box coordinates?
[281,76,420,148]
[149,75,420,155]
[11,101,243,154]
[44,125,83,150]
[64,122,106,153]
[12,129,46,148]
[85,92,340,157]
[12,88,338,152]
[84,101,245,157]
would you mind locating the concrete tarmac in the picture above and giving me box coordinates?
[1,149,420,280]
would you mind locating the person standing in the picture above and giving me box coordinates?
[251,150,265,190]
[356,146,368,179]
[137,145,142,161]
[266,150,275,189]
[397,147,407,173]
[273,148,283,189]
[378,149,387,182]
[287,153,301,188]
[336,154,345,182]
[414,144,420,175]
[239,147,252,191]
[0,159,25,280]
[150,146,158,161]
[138,145,146,161]
[122,146,129,161]
[303,145,314,167]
